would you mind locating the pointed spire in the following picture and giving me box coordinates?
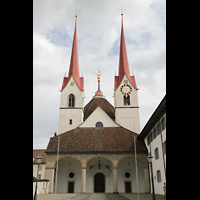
[68,16,79,79]
[114,14,137,90]
[60,16,84,92]
[93,68,105,98]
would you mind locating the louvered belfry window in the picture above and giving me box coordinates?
[69,94,75,107]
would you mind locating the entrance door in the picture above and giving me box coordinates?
[68,182,74,193]
[94,173,105,192]
[125,182,131,193]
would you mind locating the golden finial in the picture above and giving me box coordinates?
[95,65,102,82]
[73,8,80,17]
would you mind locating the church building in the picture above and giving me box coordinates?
[44,14,150,194]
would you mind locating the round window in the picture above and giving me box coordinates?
[95,122,103,129]
[125,172,130,178]
[69,172,75,178]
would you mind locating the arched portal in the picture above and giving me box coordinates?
[55,158,81,193]
[86,157,113,193]
[94,173,105,193]
[117,157,145,193]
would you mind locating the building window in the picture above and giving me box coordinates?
[147,135,150,145]
[125,172,131,178]
[161,116,166,131]
[95,122,103,129]
[158,122,161,135]
[69,94,75,107]
[163,141,166,155]
[69,119,72,125]
[69,172,75,178]
[38,174,41,179]
[154,147,159,160]
[156,170,161,182]
[153,128,157,139]
[124,95,130,105]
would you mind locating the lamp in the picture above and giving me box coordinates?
[147,153,153,163]
[34,154,42,200]
[147,152,156,200]
[36,154,42,164]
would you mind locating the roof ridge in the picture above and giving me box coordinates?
[101,98,115,116]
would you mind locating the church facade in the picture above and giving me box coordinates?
[44,14,150,194]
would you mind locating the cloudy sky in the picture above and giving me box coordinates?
[33,0,166,149]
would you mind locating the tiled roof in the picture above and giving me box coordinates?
[84,98,115,121]
[46,127,147,153]
[33,149,46,164]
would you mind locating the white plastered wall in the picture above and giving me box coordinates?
[56,159,82,193]
[117,157,145,193]
[58,76,84,134]
[114,74,140,133]
[79,106,119,128]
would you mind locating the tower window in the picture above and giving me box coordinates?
[124,95,130,105]
[69,94,75,107]
[69,119,72,125]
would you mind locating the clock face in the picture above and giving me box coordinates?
[120,84,132,96]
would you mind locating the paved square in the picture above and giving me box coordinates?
[37,193,165,200]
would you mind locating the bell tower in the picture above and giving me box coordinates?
[58,15,84,134]
[114,14,140,133]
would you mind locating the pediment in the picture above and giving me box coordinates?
[79,106,119,128]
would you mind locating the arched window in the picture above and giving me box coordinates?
[95,122,103,129]
[69,119,72,125]
[124,95,130,105]
[69,94,75,107]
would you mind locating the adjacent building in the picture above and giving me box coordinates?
[138,95,166,195]
[33,149,46,179]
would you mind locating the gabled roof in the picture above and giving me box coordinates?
[46,127,147,153]
[114,15,137,90]
[33,149,46,164]
[61,16,84,91]
[84,98,115,121]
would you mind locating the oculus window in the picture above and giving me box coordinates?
[95,122,103,129]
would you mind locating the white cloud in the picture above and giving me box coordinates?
[33,0,166,149]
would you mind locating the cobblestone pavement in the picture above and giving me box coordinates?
[36,193,165,200]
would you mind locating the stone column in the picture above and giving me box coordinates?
[81,167,86,193]
[44,167,55,193]
[113,167,118,193]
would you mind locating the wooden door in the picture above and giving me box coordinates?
[68,182,74,193]
[94,173,105,192]
[125,182,131,193]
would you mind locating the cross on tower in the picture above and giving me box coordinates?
[73,8,80,17]
[119,6,126,15]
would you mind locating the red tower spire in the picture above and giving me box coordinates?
[61,16,84,91]
[114,14,137,90]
